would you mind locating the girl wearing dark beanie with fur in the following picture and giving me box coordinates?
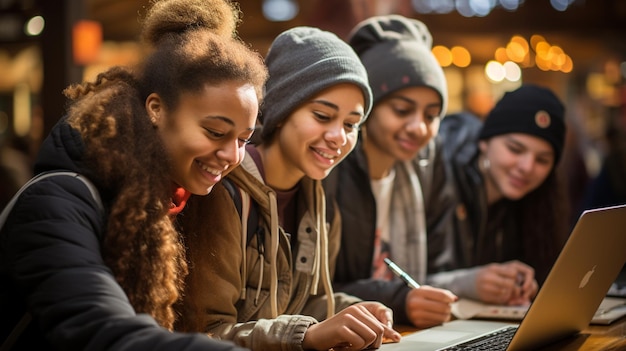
[435,84,570,306]
[323,14,459,330]
[176,26,402,350]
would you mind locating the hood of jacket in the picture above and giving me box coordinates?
[227,151,336,319]
[33,117,87,176]
[31,117,120,205]
[438,112,482,170]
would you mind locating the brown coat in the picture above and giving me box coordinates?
[175,155,360,350]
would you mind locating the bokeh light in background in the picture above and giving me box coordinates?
[13,82,30,137]
[24,15,44,36]
[550,0,577,12]
[451,46,471,68]
[0,0,623,187]
[432,33,575,85]
[432,45,453,67]
[262,0,299,22]
[72,20,102,65]
[411,0,578,16]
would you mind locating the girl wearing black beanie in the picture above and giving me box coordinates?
[436,84,570,306]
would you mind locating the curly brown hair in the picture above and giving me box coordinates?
[61,0,267,330]
[141,0,242,42]
[138,0,266,113]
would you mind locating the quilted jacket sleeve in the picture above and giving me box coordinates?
[0,175,247,351]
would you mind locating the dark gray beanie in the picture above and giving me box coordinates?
[479,84,566,164]
[349,15,447,116]
[260,26,373,141]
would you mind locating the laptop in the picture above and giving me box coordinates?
[381,204,626,351]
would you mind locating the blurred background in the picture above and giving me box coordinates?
[1,0,625,215]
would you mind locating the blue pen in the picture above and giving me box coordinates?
[383,258,421,289]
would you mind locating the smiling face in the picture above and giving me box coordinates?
[147,80,259,195]
[363,86,442,175]
[480,133,555,204]
[261,83,366,190]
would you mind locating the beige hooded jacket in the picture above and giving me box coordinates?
[175,154,360,350]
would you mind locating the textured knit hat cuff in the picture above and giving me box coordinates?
[478,84,566,164]
[349,16,447,117]
[479,108,566,163]
[261,56,372,140]
[364,47,447,115]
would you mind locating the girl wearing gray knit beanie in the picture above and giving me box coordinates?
[178,26,402,350]
[324,14,458,330]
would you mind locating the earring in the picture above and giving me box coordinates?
[482,157,491,170]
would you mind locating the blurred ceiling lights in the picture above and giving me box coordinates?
[263,0,299,22]
[24,15,43,36]
[0,0,41,42]
[411,0,580,17]
[432,33,573,83]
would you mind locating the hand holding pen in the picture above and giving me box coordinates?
[384,258,458,329]
[384,258,421,289]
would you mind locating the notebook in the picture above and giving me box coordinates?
[451,296,626,325]
[381,204,626,351]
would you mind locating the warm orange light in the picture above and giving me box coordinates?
[494,47,508,63]
[530,34,546,51]
[561,55,573,73]
[451,46,471,68]
[505,41,523,62]
[73,20,102,65]
[432,45,453,67]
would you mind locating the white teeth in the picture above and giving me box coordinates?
[197,161,222,176]
[316,150,336,159]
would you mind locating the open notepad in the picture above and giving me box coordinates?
[452,296,626,325]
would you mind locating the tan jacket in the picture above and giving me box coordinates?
[176,155,360,350]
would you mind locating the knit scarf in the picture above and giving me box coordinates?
[388,161,427,283]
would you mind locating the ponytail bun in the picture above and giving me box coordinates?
[141,0,241,46]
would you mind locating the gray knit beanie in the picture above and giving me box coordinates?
[349,15,447,116]
[260,26,373,141]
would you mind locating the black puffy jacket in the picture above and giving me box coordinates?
[0,118,248,351]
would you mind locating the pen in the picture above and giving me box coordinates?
[383,258,421,289]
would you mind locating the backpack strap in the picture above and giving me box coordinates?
[0,171,103,351]
[0,171,103,226]
[222,178,258,245]
[222,178,265,301]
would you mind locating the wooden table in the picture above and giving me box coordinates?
[394,317,626,350]
[539,318,626,350]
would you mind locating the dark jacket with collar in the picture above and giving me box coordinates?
[0,118,247,351]
[323,137,457,324]
[439,112,525,271]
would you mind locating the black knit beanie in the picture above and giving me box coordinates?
[479,84,566,164]
[348,14,447,116]
[260,26,373,141]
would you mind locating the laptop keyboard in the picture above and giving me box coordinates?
[439,325,518,351]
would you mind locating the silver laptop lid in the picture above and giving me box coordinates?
[508,204,626,350]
